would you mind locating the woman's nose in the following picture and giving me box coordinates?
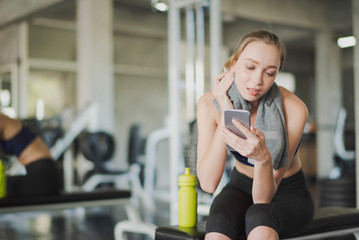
[251,71,263,85]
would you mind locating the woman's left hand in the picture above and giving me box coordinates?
[221,119,271,162]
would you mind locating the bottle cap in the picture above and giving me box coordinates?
[179,168,196,186]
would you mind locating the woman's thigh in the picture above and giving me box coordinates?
[245,189,314,237]
[206,184,253,239]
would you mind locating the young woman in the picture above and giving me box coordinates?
[196,30,314,240]
[0,113,61,197]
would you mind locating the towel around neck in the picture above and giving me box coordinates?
[214,80,289,170]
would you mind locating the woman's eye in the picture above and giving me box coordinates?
[266,72,275,77]
[246,66,254,70]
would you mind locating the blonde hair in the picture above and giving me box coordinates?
[223,30,287,72]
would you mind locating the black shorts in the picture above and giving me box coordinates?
[205,168,314,239]
[6,158,62,197]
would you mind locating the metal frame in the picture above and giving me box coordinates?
[0,198,130,214]
[352,0,359,209]
[168,0,182,225]
[168,0,222,225]
[282,228,359,240]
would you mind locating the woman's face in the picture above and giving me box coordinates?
[233,40,281,103]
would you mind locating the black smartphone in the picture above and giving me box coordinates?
[224,109,250,151]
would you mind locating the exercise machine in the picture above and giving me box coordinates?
[318,107,356,208]
[330,107,356,179]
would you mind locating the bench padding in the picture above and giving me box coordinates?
[155,207,359,240]
[286,207,359,238]
[0,190,131,213]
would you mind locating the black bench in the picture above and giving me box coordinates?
[0,190,131,213]
[155,207,359,240]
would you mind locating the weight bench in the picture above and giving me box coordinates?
[155,207,359,240]
[0,189,131,213]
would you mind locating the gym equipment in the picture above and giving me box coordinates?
[81,124,154,213]
[21,103,155,240]
[183,119,234,217]
[114,203,157,240]
[0,189,131,214]
[22,116,64,148]
[49,103,99,191]
[143,126,170,201]
[330,107,356,178]
[168,0,222,225]
[334,108,355,161]
[113,121,227,239]
[184,120,198,174]
[50,103,99,161]
[113,126,170,240]
[317,107,357,208]
[318,175,356,208]
[0,188,155,239]
[128,124,146,166]
[78,131,115,173]
[155,207,359,240]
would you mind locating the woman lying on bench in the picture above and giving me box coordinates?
[196,30,314,240]
[0,113,61,197]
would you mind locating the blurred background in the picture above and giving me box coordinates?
[0,0,358,239]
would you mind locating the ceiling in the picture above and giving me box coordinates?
[0,0,352,54]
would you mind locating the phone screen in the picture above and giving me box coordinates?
[224,109,250,149]
[224,109,252,163]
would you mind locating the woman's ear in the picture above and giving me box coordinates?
[231,56,238,68]
[230,62,235,69]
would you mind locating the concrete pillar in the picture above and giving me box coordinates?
[210,0,222,90]
[351,0,359,208]
[76,0,114,132]
[18,21,29,118]
[315,30,342,178]
[168,0,182,225]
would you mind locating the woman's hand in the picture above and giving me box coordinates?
[221,119,271,163]
[213,68,235,111]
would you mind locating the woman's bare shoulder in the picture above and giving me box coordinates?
[198,92,215,105]
[197,92,216,111]
[279,86,308,123]
[197,92,219,121]
[279,86,307,110]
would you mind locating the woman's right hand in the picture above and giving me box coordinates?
[213,68,235,112]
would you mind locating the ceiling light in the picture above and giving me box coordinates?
[152,0,169,12]
[337,36,356,48]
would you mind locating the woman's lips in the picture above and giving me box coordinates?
[247,88,260,96]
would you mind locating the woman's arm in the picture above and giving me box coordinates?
[221,87,308,203]
[197,69,235,193]
[196,93,228,193]
[223,120,276,202]
[253,87,308,203]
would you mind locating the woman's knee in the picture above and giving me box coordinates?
[205,232,231,240]
[247,226,279,240]
[245,203,279,237]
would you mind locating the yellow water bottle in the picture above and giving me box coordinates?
[0,160,6,199]
[178,167,197,227]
